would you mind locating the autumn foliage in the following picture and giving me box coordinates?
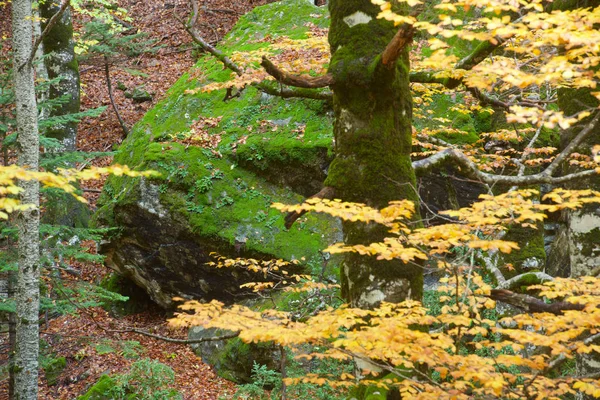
[168,0,600,397]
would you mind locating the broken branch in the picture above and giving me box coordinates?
[261,56,334,89]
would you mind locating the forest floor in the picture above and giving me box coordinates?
[0,0,272,398]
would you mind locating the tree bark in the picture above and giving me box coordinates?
[39,0,90,228]
[12,0,41,397]
[39,0,79,152]
[8,268,17,400]
[325,0,422,308]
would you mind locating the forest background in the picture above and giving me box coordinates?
[2,0,600,399]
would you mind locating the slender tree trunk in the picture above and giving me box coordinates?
[105,56,129,138]
[325,0,422,308]
[12,0,41,397]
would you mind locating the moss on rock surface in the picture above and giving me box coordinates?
[77,375,115,400]
[94,0,341,308]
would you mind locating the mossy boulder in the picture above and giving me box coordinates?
[94,0,341,308]
[189,326,280,384]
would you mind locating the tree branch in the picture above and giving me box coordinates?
[21,0,71,70]
[412,147,599,185]
[123,328,239,344]
[285,186,335,229]
[256,81,333,101]
[495,272,554,290]
[104,56,129,138]
[543,111,600,177]
[489,289,585,315]
[181,0,242,76]
[261,57,334,89]
[465,86,510,109]
[381,9,422,69]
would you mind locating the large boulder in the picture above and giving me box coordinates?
[94,0,340,308]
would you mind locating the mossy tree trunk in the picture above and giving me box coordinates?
[40,1,88,227]
[324,0,422,307]
[40,0,79,153]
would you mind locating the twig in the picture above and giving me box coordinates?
[180,0,242,76]
[20,0,71,70]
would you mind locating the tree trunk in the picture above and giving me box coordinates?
[325,0,422,307]
[39,0,89,228]
[8,268,17,400]
[39,0,79,153]
[12,0,41,397]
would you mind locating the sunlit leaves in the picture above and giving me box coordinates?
[0,165,158,218]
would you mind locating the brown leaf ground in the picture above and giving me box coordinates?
[0,0,273,398]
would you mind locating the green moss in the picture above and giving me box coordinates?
[43,356,66,387]
[95,0,340,272]
[77,375,116,400]
[209,338,277,384]
[500,223,546,278]
[574,227,600,258]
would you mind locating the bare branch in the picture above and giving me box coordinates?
[489,289,585,315]
[123,328,239,344]
[412,147,599,185]
[180,0,242,76]
[382,23,416,68]
[21,0,71,70]
[382,11,422,69]
[543,111,600,177]
[261,57,334,89]
[256,82,333,101]
[496,272,554,290]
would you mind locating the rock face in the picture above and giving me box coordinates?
[188,326,280,384]
[94,0,493,309]
[94,0,340,309]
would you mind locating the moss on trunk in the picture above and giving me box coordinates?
[325,0,422,306]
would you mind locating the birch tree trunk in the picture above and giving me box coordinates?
[12,0,41,396]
